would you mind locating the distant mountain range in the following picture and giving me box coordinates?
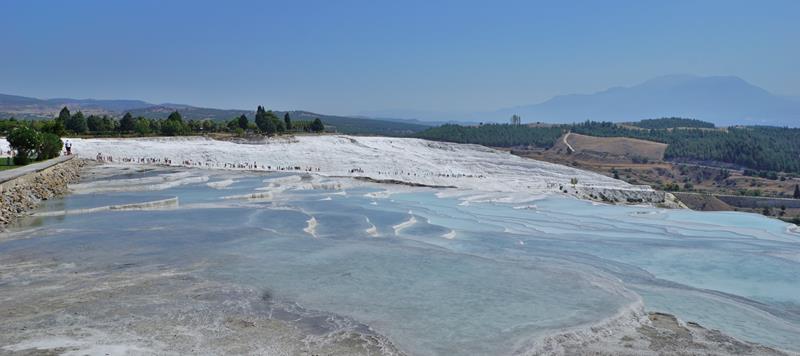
[4,74,799,128]
[492,75,800,126]
[0,93,153,119]
[362,75,800,127]
[0,93,247,120]
[0,94,431,136]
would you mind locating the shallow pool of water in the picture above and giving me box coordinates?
[2,167,799,354]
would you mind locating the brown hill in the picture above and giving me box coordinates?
[550,132,667,163]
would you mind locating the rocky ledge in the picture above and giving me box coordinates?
[0,157,87,229]
[564,184,687,209]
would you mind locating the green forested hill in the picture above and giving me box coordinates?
[413,119,800,173]
[628,117,715,129]
[414,124,565,148]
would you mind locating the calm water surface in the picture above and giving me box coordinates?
[2,167,799,354]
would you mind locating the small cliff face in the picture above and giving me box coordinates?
[0,158,86,228]
[566,185,686,208]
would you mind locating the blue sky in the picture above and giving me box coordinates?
[1,0,798,115]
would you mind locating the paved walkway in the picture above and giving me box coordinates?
[0,155,74,184]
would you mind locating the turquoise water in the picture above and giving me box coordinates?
[3,168,800,354]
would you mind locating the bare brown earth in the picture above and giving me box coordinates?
[553,132,668,162]
[670,192,734,211]
[508,133,800,222]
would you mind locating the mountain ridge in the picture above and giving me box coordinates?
[3,74,799,127]
[491,74,800,126]
[362,75,800,127]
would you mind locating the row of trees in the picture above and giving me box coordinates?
[1,106,325,138]
[225,107,324,136]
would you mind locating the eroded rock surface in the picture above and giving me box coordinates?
[0,158,87,229]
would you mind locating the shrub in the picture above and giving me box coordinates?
[7,126,41,165]
[160,119,187,136]
[310,118,325,133]
[38,133,63,160]
[134,119,152,135]
[40,120,65,136]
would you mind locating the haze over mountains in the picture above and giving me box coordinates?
[364,75,800,127]
[0,93,430,136]
[2,74,799,127]
[0,93,238,120]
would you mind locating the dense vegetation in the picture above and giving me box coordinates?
[3,121,63,165]
[414,119,800,174]
[569,121,800,173]
[629,117,715,129]
[415,124,566,148]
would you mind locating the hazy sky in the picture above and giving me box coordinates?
[1,0,798,115]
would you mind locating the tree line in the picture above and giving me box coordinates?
[0,106,326,166]
[629,117,715,129]
[414,123,566,148]
[1,106,325,138]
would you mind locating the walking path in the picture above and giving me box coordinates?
[563,132,575,153]
[0,155,74,185]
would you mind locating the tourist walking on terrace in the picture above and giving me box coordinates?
[64,140,72,155]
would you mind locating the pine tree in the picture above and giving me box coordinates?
[284,112,292,130]
[86,115,102,132]
[120,112,135,132]
[57,106,71,126]
[263,116,277,135]
[66,111,88,133]
[255,106,269,133]
[237,114,249,129]
[271,111,284,133]
[161,111,186,136]
[167,111,183,123]
[310,118,324,133]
